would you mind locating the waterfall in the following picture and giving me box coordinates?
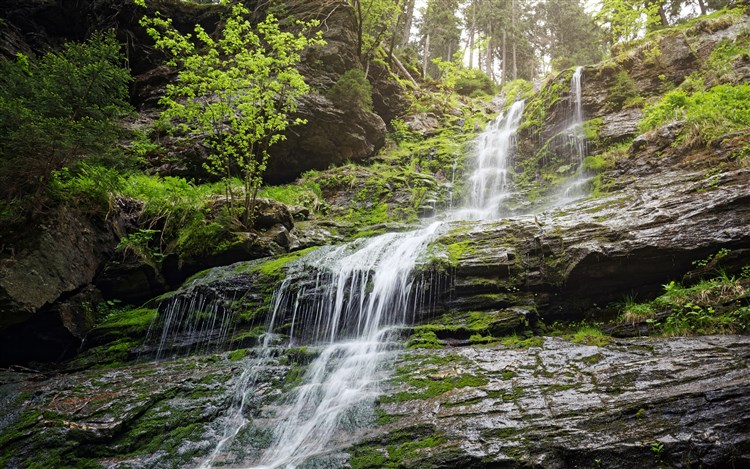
[453,100,525,220]
[560,66,591,202]
[570,66,585,166]
[199,101,526,468]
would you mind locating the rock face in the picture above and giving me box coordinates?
[1,336,747,468]
[432,166,750,321]
[364,335,750,468]
[0,208,116,365]
[265,93,387,183]
[0,208,114,329]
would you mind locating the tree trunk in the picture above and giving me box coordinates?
[423,34,430,78]
[697,0,707,15]
[401,0,416,48]
[392,53,419,87]
[486,24,493,81]
[468,0,476,69]
[512,0,518,80]
[502,29,507,84]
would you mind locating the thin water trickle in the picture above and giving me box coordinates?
[199,100,528,468]
[559,66,591,203]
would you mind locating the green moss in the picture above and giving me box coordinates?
[411,310,529,341]
[583,117,603,141]
[98,307,157,332]
[581,353,605,365]
[582,154,615,172]
[349,427,447,469]
[501,334,544,349]
[176,219,234,257]
[382,372,488,403]
[445,240,473,266]
[227,349,247,361]
[469,333,497,345]
[406,330,444,349]
[253,246,319,279]
[572,326,612,346]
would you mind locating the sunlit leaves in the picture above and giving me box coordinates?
[138,1,325,226]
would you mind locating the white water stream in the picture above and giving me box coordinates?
[560,66,591,201]
[199,101,527,469]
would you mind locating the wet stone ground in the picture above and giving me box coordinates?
[1,335,749,468]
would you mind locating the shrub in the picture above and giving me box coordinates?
[327,68,373,111]
[608,70,638,109]
[455,69,496,97]
[0,33,131,205]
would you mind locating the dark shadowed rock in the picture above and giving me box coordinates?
[265,94,386,183]
[0,208,115,331]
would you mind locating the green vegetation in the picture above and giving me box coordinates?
[136,0,325,227]
[406,330,444,349]
[571,325,612,346]
[0,33,131,226]
[253,246,320,280]
[639,83,750,146]
[608,70,639,110]
[349,430,446,469]
[619,274,750,336]
[381,368,488,403]
[327,68,374,111]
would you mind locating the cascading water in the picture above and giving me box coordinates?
[560,66,591,201]
[198,101,527,469]
[569,66,585,166]
[454,100,525,220]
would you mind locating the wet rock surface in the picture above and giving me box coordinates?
[434,166,750,321]
[1,336,748,468]
[364,335,750,468]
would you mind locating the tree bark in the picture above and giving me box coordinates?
[502,29,507,84]
[400,0,416,48]
[423,34,430,78]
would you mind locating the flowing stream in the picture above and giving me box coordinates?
[199,101,527,468]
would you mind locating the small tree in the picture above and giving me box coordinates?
[136,0,325,227]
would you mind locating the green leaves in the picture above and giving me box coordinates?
[0,32,131,205]
[139,1,325,227]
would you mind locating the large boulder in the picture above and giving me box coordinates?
[265,94,387,182]
[0,208,114,330]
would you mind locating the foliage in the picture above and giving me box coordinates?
[419,0,462,77]
[595,0,662,44]
[48,163,124,211]
[639,83,750,145]
[137,0,325,227]
[608,70,639,109]
[117,228,165,268]
[258,174,327,214]
[501,79,534,106]
[0,33,131,213]
[327,68,373,111]
[540,0,607,70]
[454,68,496,97]
[617,259,750,335]
[571,325,612,346]
[350,0,401,63]
[119,174,225,240]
